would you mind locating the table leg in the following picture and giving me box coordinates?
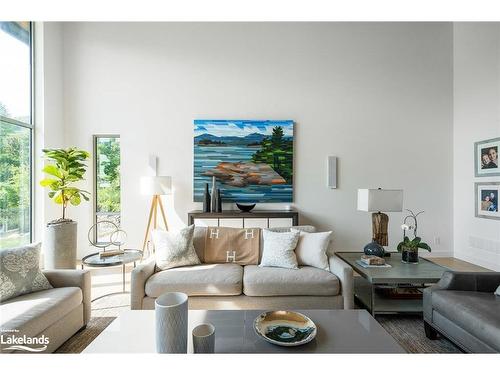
[370,285,375,316]
[122,264,126,293]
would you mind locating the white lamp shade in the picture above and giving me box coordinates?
[140,176,172,195]
[357,189,403,212]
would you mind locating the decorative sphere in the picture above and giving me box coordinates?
[363,241,385,257]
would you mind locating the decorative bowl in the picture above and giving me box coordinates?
[236,203,256,212]
[253,311,317,347]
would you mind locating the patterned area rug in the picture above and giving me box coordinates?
[376,315,461,353]
[56,295,461,354]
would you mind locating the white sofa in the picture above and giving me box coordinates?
[0,270,91,353]
[131,226,354,310]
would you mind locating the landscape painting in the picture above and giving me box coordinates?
[194,120,294,203]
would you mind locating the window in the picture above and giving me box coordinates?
[94,135,121,243]
[0,22,32,250]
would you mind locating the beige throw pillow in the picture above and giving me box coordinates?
[204,227,260,265]
[291,229,332,270]
[259,229,300,269]
[152,225,201,271]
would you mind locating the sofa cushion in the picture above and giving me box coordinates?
[145,263,243,297]
[432,290,500,350]
[243,265,340,297]
[0,287,82,338]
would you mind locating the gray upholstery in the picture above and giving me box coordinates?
[243,265,339,296]
[424,271,500,353]
[145,263,243,297]
[0,269,90,353]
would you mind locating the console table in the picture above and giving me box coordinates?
[188,210,299,228]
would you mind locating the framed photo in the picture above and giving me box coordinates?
[474,137,500,177]
[475,182,500,220]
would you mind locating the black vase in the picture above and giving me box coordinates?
[363,241,385,257]
[216,189,222,213]
[203,183,211,213]
[401,248,419,264]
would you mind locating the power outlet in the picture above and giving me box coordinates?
[433,236,441,245]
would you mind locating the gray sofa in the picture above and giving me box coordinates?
[131,226,354,311]
[423,271,500,353]
[0,269,91,353]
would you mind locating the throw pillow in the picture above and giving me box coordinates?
[153,225,201,271]
[291,229,332,270]
[204,226,260,265]
[0,243,52,302]
[259,229,300,269]
[495,285,500,296]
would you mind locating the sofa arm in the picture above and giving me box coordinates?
[131,259,156,310]
[434,271,500,293]
[43,269,91,325]
[329,255,354,309]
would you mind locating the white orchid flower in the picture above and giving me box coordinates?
[401,224,410,231]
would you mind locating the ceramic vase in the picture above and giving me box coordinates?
[155,292,188,353]
[216,189,222,213]
[203,183,211,213]
[192,323,215,353]
[210,177,217,213]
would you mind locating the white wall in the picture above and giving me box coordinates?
[453,23,500,271]
[34,22,65,246]
[57,22,454,259]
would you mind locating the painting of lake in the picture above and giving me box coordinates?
[194,120,294,203]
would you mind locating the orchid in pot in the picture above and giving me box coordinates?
[397,209,431,264]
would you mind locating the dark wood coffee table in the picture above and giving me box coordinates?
[336,252,448,316]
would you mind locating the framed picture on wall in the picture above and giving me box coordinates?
[475,182,500,220]
[474,137,500,177]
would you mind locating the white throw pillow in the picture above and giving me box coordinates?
[291,229,331,270]
[259,229,300,269]
[153,225,201,271]
[495,285,500,296]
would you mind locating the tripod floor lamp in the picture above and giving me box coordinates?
[140,176,172,252]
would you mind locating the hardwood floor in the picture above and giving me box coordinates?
[422,257,492,272]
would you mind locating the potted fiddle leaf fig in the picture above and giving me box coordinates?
[397,209,431,264]
[40,148,90,269]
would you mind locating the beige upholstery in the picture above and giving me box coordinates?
[141,294,344,310]
[329,255,354,309]
[0,287,82,338]
[145,263,243,297]
[43,269,91,325]
[243,265,339,296]
[131,258,156,310]
[0,269,90,353]
[131,226,355,311]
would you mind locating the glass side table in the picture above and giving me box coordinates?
[81,249,143,301]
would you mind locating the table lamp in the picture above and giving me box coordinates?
[357,188,403,256]
[140,176,172,252]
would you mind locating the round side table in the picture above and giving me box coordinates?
[81,249,143,301]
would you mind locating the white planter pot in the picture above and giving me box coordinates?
[44,221,77,269]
